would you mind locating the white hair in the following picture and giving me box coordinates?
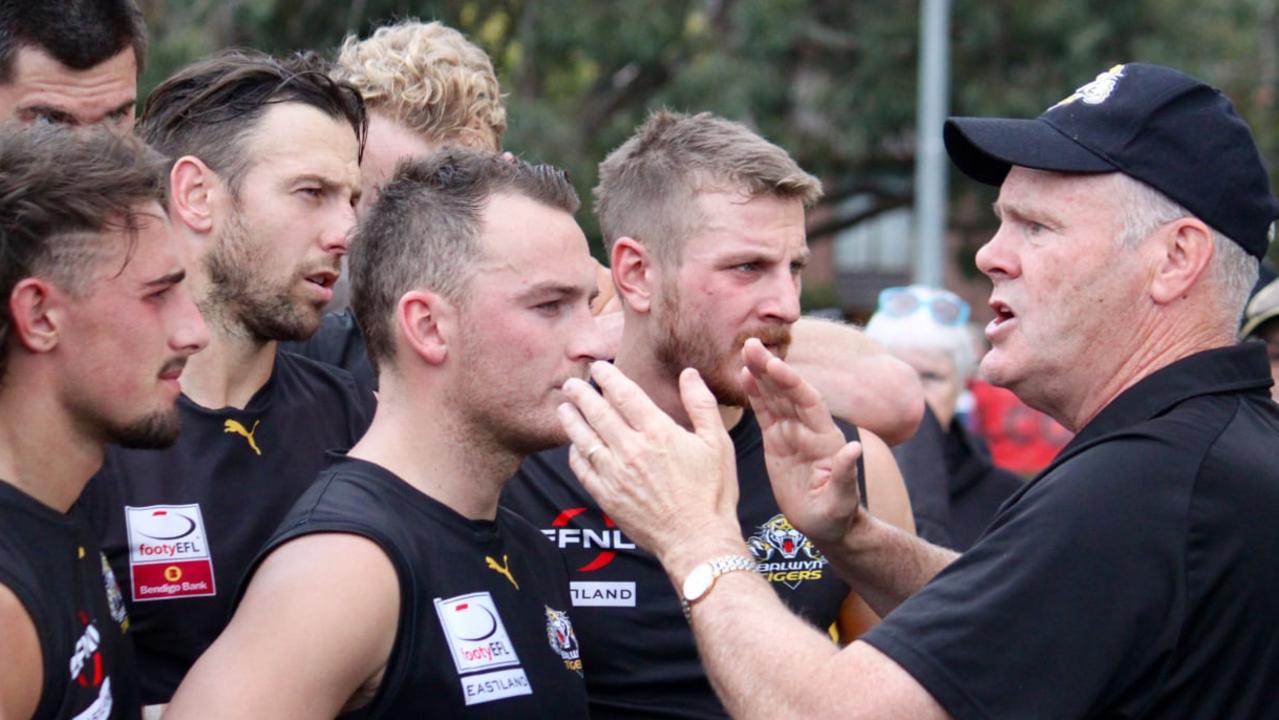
[864,285,976,380]
[1108,173,1259,331]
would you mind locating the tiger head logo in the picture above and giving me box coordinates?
[747,514,823,562]
[545,606,582,674]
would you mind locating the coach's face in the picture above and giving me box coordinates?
[651,190,806,406]
[975,167,1148,424]
[451,193,608,453]
[0,46,136,130]
[205,103,361,341]
[59,204,209,447]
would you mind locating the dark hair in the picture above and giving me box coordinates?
[0,123,169,377]
[0,0,146,82]
[351,148,579,373]
[139,49,367,193]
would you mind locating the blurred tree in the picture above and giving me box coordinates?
[136,0,1279,265]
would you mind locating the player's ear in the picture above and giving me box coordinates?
[397,290,456,366]
[169,156,218,235]
[8,277,65,354]
[611,237,656,315]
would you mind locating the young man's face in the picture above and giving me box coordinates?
[204,103,361,341]
[450,192,608,453]
[357,111,439,215]
[57,204,209,447]
[650,190,808,406]
[0,46,136,130]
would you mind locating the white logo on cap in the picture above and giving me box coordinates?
[1052,64,1126,109]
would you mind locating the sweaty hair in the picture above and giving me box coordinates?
[139,49,367,194]
[0,123,168,377]
[335,19,505,151]
[0,0,146,82]
[351,148,578,373]
[593,110,822,265]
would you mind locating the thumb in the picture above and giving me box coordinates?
[679,368,726,444]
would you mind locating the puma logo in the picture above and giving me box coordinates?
[485,554,519,590]
[223,419,262,456]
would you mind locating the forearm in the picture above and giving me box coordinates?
[787,318,925,445]
[821,513,958,617]
[672,546,944,720]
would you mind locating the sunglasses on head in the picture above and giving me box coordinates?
[876,286,970,327]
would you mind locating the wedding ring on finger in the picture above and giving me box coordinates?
[585,443,606,462]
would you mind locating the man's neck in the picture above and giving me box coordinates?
[0,380,104,513]
[614,333,745,431]
[179,319,278,410]
[1047,315,1232,432]
[347,381,521,521]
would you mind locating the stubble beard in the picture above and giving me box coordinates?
[653,282,792,407]
[203,208,322,343]
[109,408,183,449]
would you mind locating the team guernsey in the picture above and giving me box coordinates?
[76,351,374,703]
[0,480,139,719]
[502,408,864,719]
[246,455,589,718]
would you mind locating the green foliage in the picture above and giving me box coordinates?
[139,0,1279,263]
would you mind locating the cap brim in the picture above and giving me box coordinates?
[944,117,1118,186]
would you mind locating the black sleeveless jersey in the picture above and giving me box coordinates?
[281,310,377,393]
[0,480,139,719]
[76,351,374,703]
[501,408,864,719]
[247,455,590,718]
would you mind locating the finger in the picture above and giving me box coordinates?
[830,441,863,495]
[567,443,610,501]
[589,361,672,434]
[678,368,727,446]
[747,349,839,433]
[561,375,637,448]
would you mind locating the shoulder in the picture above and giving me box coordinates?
[858,429,915,534]
[274,349,376,415]
[0,581,42,719]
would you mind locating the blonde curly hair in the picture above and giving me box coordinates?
[336,19,506,152]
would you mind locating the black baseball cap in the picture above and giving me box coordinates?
[945,63,1279,259]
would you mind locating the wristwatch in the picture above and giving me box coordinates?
[680,555,757,620]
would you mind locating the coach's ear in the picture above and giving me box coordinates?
[611,236,657,315]
[396,289,456,366]
[169,156,217,235]
[1148,216,1214,305]
[8,278,63,354]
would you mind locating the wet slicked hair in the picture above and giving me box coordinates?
[139,49,367,194]
[0,0,146,81]
[336,18,505,151]
[0,123,168,377]
[594,110,822,265]
[351,148,578,372]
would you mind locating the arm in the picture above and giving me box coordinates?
[742,339,955,616]
[556,361,948,719]
[0,583,41,720]
[164,533,399,719]
[787,317,925,446]
[836,430,916,638]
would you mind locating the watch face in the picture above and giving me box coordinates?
[683,563,715,602]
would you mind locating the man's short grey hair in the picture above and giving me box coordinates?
[1110,173,1260,330]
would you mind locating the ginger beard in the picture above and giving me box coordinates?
[653,278,792,407]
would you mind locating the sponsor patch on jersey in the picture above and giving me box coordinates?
[545,605,582,674]
[541,506,635,572]
[747,514,827,590]
[569,580,636,607]
[460,668,532,706]
[125,504,216,602]
[435,592,522,674]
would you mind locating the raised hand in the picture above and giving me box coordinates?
[741,338,864,547]
[557,362,744,570]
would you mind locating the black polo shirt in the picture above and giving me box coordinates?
[864,344,1279,719]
